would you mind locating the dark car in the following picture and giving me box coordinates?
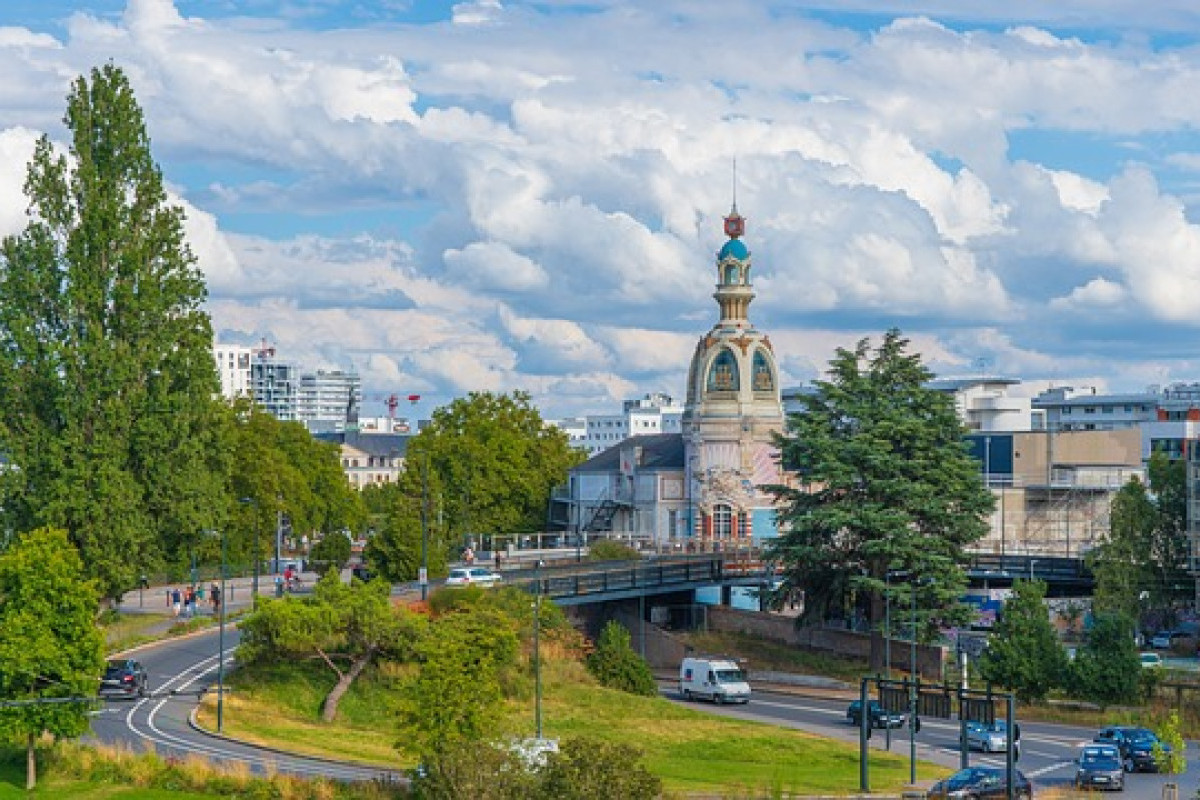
[846,699,905,729]
[1076,743,1125,791]
[100,658,148,698]
[927,766,1032,800]
[1094,726,1170,773]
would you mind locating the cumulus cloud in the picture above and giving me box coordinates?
[7,1,1200,418]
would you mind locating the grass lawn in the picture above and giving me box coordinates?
[0,757,212,800]
[681,630,869,683]
[203,654,947,797]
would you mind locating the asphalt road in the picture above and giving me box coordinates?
[90,625,1195,798]
[89,627,403,783]
[665,687,1198,799]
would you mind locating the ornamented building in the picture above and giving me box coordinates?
[558,205,786,547]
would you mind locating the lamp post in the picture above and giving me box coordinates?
[534,559,544,739]
[910,578,917,785]
[212,527,227,733]
[884,572,891,680]
[419,455,430,600]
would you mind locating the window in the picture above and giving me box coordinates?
[752,351,774,391]
[713,504,733,538]
[707,349,740,392]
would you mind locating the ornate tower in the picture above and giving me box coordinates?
[681,204,785,544]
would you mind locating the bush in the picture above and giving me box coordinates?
[1154,710,1187,774]
[587,539,641,561]
[537,736,661,800]
[585,620,657,696]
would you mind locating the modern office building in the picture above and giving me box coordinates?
[297,369,362,429]
[554,393,684,455]
[212,341,253,400]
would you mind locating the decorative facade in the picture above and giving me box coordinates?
[681,203,785,545]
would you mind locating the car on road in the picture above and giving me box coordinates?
[445,566,503,587]
[1149,630,1189,649]
[100,658,148,698]
[1075,743,1125,791]
[927,766,1032,800]
[1139,652,1164,669]
[1094,726,1171,772]
[965,720,1013,753]
[846,699,905,729]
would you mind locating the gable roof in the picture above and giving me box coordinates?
[573,433,684,473]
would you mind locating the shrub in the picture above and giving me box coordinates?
[585,620,657,696]
[536,736,661,800]
[1154,710,1187,774]
[587,539,641,561]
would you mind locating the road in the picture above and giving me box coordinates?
[89,627,402,783]
[665,687,1198,799]
[91,626,1195,798]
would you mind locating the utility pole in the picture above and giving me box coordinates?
[420,456,429,600]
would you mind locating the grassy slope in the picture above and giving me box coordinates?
[202,653,945,796]
[0,758,211,800]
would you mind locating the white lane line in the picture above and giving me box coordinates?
[118,653,385,780]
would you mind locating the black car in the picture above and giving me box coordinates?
[846,699,905,729]
[100,658,148,698]
[928,766,1032,800]
[1076,744,1125,791]
[1094,726,1170,773]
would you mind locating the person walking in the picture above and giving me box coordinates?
[210,582,221,616]
[171,587,182,617]
[185,586,196,618]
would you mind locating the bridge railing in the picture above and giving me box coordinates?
[504,555,728,601]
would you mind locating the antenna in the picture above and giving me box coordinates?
[731,157,738,214]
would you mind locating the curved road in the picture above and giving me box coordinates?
[92,626,1194,798]
[89,627,402,783]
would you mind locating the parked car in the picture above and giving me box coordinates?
[927,766,1032,800]
[966,720,1013,753]
[1076,743,1125,791]
[445,567,503,587]
[1149,630,1188,649]
[100,658,148,698]
[1094,726,1171,773]
[846,699,905,729]
[1139,652,1164,669]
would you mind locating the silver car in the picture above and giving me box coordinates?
[966,720,1011,753]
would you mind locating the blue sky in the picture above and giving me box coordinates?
[4,1,1200,421]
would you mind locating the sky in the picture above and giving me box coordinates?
[4,1,1200,422]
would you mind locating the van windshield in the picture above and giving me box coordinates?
[715,669,745,683]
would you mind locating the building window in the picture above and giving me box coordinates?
[707,349,740,392]
[752,350,774,391]
[712,504,732,538]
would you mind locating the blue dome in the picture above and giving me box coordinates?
[718,239,749,261]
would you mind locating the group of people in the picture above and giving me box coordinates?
[168,583,221,618]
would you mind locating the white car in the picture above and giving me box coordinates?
[445,567,503,587]
[1139,652,1164,669]
[966,721,1012,753]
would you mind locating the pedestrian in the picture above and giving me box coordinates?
[494,551,502,571]
[210,583,221,616]
[463,546,475,565]
[171,587,181,617]
[185,586,196,618]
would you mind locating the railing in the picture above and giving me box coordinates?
[504,555,738,602]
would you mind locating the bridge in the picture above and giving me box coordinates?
[497,550,1091,606]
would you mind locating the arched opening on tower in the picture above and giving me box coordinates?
[707,349,740,392]
[752,350,775,392]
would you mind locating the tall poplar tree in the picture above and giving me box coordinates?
[767,329,994,670]
[0,65,225,600]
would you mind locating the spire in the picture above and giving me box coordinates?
[724,159,744,239]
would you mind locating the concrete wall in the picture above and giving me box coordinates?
[707,606,944,679]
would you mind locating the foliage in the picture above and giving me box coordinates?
[0,65,226,602]
[585,621,657,696]
[310,530,353,575]
[402,606,520,755]
[976,580,1067,703]
[238,572,418,721]
[766,329,993,668]
[1153,710,1187,774]
[0,527,106,788]
[367,392,582,581]
[226,400,366,576]
[587,539,642,561]
[1069,611,1141,708]
[1091,477,1156,622]
[537,736,662,800]
[410,739,536,800]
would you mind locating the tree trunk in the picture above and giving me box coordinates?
[321,647,375,722]
[26,732,36,790]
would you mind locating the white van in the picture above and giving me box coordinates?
[679,656,751,704]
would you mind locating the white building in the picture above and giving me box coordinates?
[297,369,362,429]
[553,393,684,456]
[212,341,252,400]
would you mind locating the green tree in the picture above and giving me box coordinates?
[977,580,1068,703]
[0,65,225,601]
[536,737,661,800]
[363,475,447,583]
[310,530,353,576]
[1090,478,1154,622]
[238,572,417,721]
[1069,611,1140,708]
[766,330,993,669]
[402,606,519,755]
[0,528,106,789]
[1153,710,1187,775]
[1144,451,1192,613]
[585,621,657,696]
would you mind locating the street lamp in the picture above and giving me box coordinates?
[534,559,544,739]
[909,578,918,785]
[203,528,228,733]
[419,456,430,601]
